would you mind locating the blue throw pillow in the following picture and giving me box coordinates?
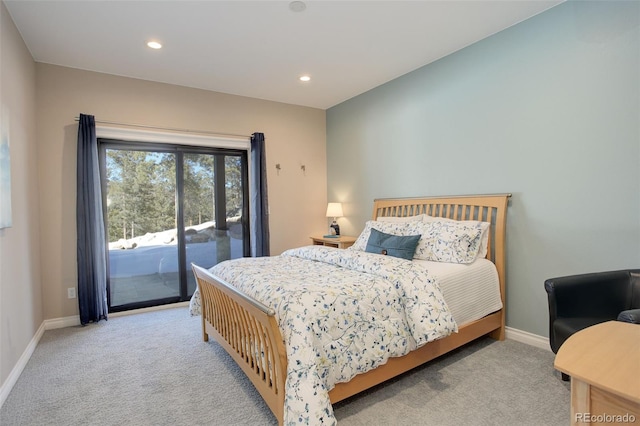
[365,228,421,260]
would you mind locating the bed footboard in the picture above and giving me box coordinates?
[192,264,287,424]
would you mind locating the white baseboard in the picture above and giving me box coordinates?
[505,326,551,351]
[0,321,46,409]
[44,315,81,330]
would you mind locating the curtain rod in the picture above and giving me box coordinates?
[73,117,251,139]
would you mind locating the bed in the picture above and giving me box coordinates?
[190,194,510,425]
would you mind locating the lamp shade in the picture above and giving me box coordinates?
[325,202,343,218]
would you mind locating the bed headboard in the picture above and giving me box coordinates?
[372,194,511,314]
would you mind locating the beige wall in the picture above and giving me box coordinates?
[36,64,327,321]
[0,2,41,388]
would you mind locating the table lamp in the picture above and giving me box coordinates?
[326,202,343,236]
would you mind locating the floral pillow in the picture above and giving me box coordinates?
[423,215,490,259]
[411,221,487,264]
[350,219,488,264]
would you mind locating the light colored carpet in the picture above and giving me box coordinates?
[0,307,569,425]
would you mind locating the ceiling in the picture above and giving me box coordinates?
[5,0,563,110]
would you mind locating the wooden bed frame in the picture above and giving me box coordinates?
[192,194,511,425]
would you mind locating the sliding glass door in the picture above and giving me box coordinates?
[99,140,249,312]
[181,152,248,297]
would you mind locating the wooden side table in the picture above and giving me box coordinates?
[310,235,356,250]
[554,321,640,425]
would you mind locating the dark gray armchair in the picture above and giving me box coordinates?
[544,269,640,379]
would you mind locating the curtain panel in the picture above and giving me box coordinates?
[250,132,270,257]
[76,114,108,324]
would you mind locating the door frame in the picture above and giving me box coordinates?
[97,127,251,312]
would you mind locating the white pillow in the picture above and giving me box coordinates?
[423,215,490,260]
[376,214,425,223]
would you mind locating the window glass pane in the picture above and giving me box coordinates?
[183,153,245,296]
[225,155,245,261]
[105,149,179,307]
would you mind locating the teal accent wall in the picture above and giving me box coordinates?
[326,1,640,337]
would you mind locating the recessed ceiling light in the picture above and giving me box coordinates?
[299,75,311,82]
[289,1,306,12]
[147,41,162,49]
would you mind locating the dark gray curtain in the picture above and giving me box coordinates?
[77,114,108,325]
[250,132,270,256]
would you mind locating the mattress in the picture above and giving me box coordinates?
[416,258,503,327]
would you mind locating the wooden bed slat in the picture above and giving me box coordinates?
[192,264,287,423]
[193,194,510,425]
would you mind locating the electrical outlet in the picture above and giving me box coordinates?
[67,287,76,299]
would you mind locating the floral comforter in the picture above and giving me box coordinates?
[189,245,457,425]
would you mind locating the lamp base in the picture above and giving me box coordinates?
[330,221,340,236]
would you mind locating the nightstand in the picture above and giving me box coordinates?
[310,235,357,249]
